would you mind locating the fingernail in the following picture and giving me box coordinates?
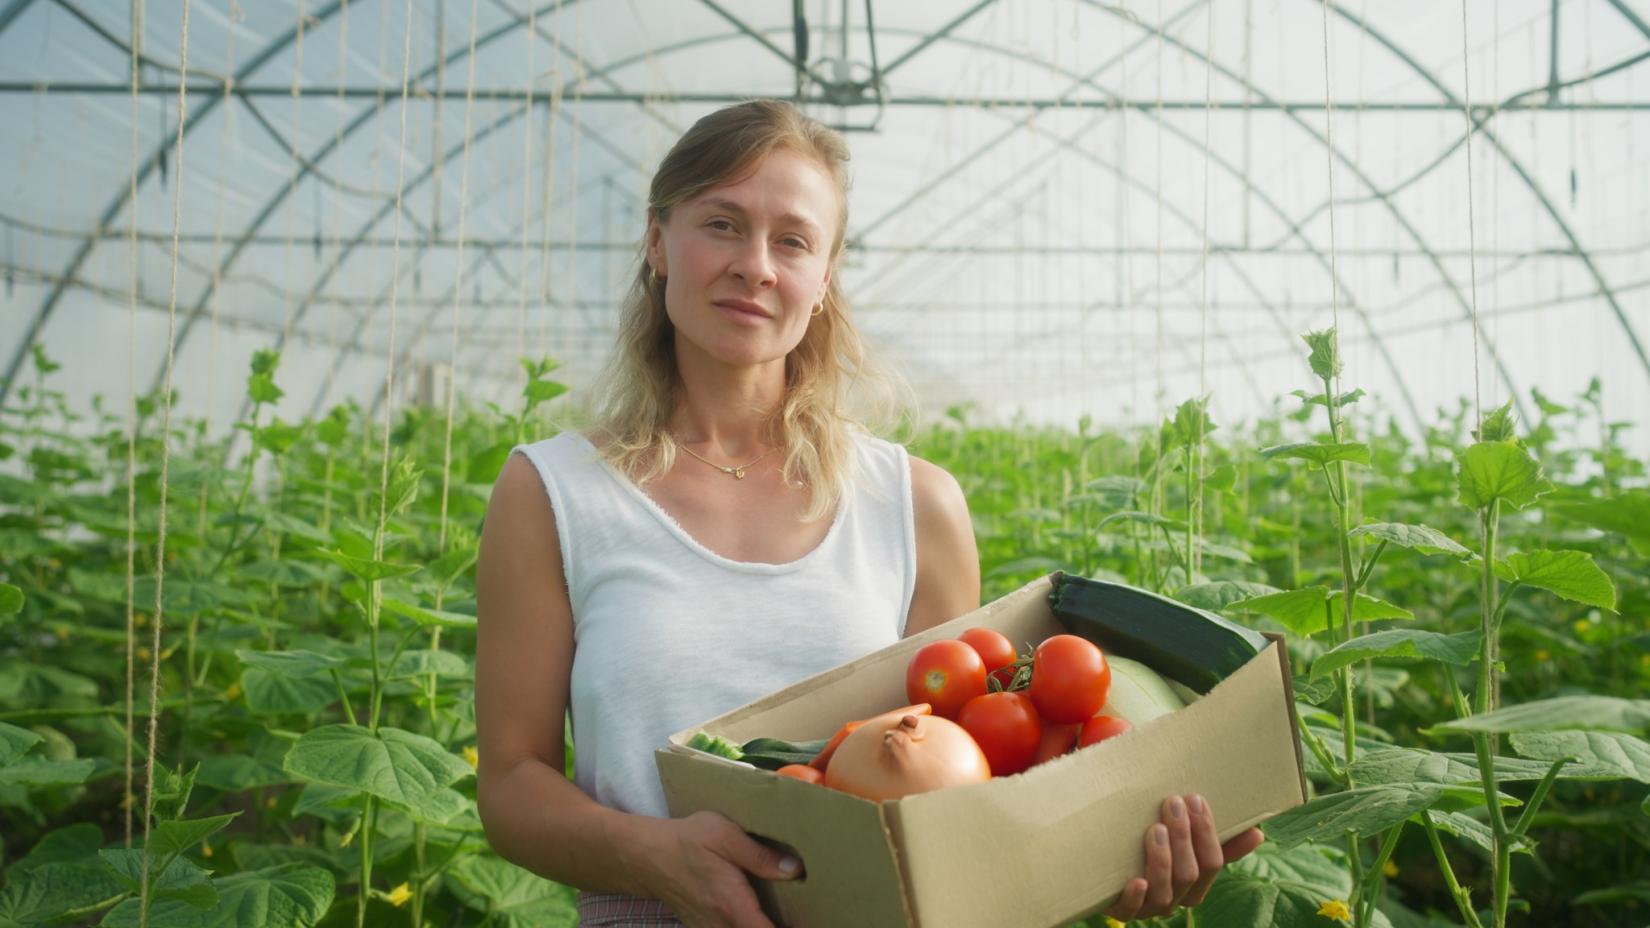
[1169,796,1185,820]
[1154,824,1169,846]
[1188,794,1206,815]
[779,855,801,876]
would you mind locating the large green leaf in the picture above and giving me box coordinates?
[1174,580,1281,612]
[1493,549,1617,611]
[0,722,42,765]
[1194,842,1392,928]
[0,583,21,614]
[1263,784,1444,848]
[385,649,471,679]
[283,725,472,814]
[1311,630,1481,680]
[0,861,127,927]
[1347,522,1471,558]
[447,855,577,928]
[1260,441,1371,467]
[242,668,336,715]
[1349,747,1576,786]
[1423,809,1533,857]
[0,757,95,787]
[97,849,216,908]
[99,864,334,928]
[1232,587,1411,637]
[1548,490,1650,556]
[379,597,478,630]
[1096,510,1185,532]
[151,815,239,859]
[1509,731,1650,782]
[1456,441,1552,510]
[236,650,342,676]
[1232,587,1332,637]
[1430,696,1650,736]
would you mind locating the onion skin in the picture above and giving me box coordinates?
[824,713,991,801]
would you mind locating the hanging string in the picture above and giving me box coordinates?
[122,0,144,853]
[138,0,190,921]
[1320,0,1343,383]
[281,0,308,342]
[440,0,482,558]
[1460,0,1482,429]
[376,0,416,581]
[538,0,564,366]
[1194,0,1214,576]
[1154,0,1164,421]
[516,3,539,368]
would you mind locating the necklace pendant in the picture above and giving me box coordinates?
[733,467,746,479]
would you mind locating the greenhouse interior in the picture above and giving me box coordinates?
[0,1,1646,926]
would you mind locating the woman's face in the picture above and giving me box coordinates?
[646,148,839,373]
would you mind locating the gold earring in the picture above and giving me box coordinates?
[810,302,825,317]
[649,265,664,285]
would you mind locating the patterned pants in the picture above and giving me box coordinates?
[575,890,684,927]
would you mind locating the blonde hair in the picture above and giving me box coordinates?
[585,99,902,521]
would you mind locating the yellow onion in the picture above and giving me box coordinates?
[823,713,991,801]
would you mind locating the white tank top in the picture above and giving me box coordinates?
[511,430,917,819]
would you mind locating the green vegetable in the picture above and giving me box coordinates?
[1048,573,1268,693]
[685,731,744,761]
[739,737,830,771]
[684,733,829,770]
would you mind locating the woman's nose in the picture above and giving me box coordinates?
[729,239,777,287]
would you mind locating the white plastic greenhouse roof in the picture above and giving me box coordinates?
[2,0,1647,440]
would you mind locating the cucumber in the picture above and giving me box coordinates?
[738,736,829,771]
[1048,573,1268,693]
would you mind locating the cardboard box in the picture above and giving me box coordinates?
[656,575,1306,928]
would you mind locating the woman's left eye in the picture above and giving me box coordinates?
[781,237,809,250]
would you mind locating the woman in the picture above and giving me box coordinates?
[475,100,1260,928]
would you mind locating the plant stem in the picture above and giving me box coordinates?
[357,794,375,928]
[1422,811,1484,928]
[1472,497,1510,928]
[1512,758,1568,838]
[1354,824,1404,926]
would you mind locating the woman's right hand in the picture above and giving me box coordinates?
[634,810,804,928]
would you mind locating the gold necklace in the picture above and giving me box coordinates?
[677,441,778,480]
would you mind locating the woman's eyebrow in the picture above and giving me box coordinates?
[697,197,823,236]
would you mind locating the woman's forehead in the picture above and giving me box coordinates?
[683,150,839,232]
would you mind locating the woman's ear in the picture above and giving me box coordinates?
[645,211,666,278]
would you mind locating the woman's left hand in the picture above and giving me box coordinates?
[1104,793,1265,922]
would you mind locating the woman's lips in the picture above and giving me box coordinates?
[714,300,771,323]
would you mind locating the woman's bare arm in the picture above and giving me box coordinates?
[902,455,981,638]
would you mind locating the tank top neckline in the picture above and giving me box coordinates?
[565,431,852,575]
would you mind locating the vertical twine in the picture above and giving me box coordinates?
[1461,0,1482,428]
[517,3,539,363]
[377,0,416,572]
[1154,0,1164,418]
[122,0,144,852]
[138,0,191,922]
[1321,0,1342,377]
[440,0,483,556]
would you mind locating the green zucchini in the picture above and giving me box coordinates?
[738,736,830,771]
[1047,573,1268,693]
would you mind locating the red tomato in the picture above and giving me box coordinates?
[906,640,988,719]
[1028,635,1112,724]
[1077,714,1133,749]
[1032,722,1082,766]
[957,627,1018,687]
[957,692,1043,777]
[776,764,825,785]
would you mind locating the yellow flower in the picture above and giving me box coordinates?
[223,681,242,702]
[1105,919,1127,928]
[1383,859,1399,878]
[136,646,152,663]
[1534,649,1549,662]
[200,842,214,859]
[1574,619,1592,634]
[385,883,413,908]
[1317,899,1352,922]
[135,614,149,628]
[265,795,278,809]
[463,745,479,769]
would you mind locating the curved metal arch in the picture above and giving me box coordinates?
[155,0,610,398]
[0,0,351,408]
[1078,0,1530,425]
[1325,0,1650,391]
[837,19,1421,425]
